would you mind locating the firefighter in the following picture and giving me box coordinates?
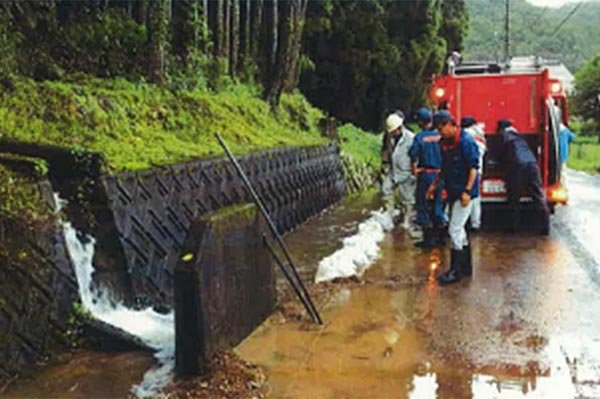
[559,122,576,175]
[496,119,550,235]
[461,116,486,231]
[427,110,479,285]
[409,107,446,247]
[381,112,415,228]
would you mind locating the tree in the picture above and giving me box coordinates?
[573,53,600,140]
[300,0,465,130]
[147,0,170,84]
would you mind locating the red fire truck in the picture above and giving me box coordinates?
[429,58,569,228]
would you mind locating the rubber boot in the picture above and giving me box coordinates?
[438,249,463,285]
[462,244,472,277]
[539,208,550,236]
[435,225,448,247]
[415,228,436,248]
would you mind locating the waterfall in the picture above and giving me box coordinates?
[57,195,175,398]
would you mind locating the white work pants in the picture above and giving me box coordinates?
[449,200,473,250]
[470,196,482,229]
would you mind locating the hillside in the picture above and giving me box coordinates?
[0,76,327,172]
[464,0,600,72]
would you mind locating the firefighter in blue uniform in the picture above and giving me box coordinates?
[427,110,480,285]
[409,107,446,247]
[497,119,550,234]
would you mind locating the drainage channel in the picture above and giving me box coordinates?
[2,190,386,398]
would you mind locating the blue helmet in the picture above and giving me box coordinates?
[460,115,477,128]
[497,119,512,130]
[433,110,454,128]
[416,107,432,123]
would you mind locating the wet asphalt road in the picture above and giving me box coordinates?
[238,170,600,399]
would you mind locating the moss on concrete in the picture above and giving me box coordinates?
[0,165,53,227]
[201,203,258,240]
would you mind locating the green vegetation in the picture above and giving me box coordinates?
[572,53,600,134]
[338,124,381,167]
[0,164,53,226]
[464,0,600,72]
[0,76,327,172]
[302,1,467,130]
[568,136,600,174]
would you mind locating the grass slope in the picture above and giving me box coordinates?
[338,124,381,167]
[0,75,327,172]
[568,136,600,173]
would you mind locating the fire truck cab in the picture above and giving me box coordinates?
[430,58,569,224]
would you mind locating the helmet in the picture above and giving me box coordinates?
[433,110,454,128]
[416,107,432,123]
[460,116,477,128]
[497,119,512,130]
[385,113,404,133]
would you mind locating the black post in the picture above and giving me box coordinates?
[175,267,206,376]
[216,133,323,325]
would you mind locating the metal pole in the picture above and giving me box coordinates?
[216,133,323,325]
[504,0,510,63]
[262,235,315,320]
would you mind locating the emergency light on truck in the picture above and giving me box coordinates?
[549,81,562,95]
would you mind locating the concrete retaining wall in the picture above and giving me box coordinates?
[0,181,79,380]
[100,144,345,309]
[0,143,345,381]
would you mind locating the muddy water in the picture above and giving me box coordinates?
[4,181,600,399]
[2,352,154,398]
[238,209,600,398]
[0,191,383,399]
[281,189,383,289]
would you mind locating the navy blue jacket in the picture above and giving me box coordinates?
[500,128,537,165]
[441,130,480,202]
[408,128,442,168]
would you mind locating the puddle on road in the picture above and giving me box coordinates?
[238,223,600,398]
[1,351,154,399]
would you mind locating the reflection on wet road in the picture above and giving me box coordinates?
[238,170,600,399]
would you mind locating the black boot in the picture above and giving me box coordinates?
[438,249,463,285]
[462,244,472,277]
[416,228,436,248]
[435,225,448,246]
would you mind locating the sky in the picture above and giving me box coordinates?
[526,0,593,7]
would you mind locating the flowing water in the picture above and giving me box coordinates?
[2,197,176,398]
[4,175,600,398]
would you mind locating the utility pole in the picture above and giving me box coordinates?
[504,0,510,63]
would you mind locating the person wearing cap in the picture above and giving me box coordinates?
[408,107,447,247]
[496,119,550,234]
[461,116,487,231]
[381,112,415,228]
[427,110,480,285]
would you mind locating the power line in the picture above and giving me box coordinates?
[550,2,583,38]
[528,6,549,36]
[504,0,510,61]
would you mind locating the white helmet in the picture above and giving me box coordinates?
[385,113,404,133]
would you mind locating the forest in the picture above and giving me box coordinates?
[0,0,467,134]
[464,0,600,72]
